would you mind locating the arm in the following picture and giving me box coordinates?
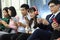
[36,18,50,29]
[17,16,30,28]
[51,21,60,30]
[37,18,49,25]
[37,18,42,24]
[17,22,26,28]
[42,19,49,25]
[1,20,9,28]
[2,20,18,29]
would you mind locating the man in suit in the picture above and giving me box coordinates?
[27,0,60,40]
[50,0,60,40]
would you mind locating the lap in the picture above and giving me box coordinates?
[27,29,52,40]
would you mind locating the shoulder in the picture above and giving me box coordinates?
[46,14,52,17]
[56,12,60,16]
[46,14,52,19]
[55,12,60,24]
[55,12,60,19]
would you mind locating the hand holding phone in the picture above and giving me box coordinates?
[52,18,59,29]
[52,18,58,24]
[52,18,60,30]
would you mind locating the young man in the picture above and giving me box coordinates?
[0,4,30,40]
[27,0,60,40]
[49,0,60,40]
[17,4,30,33]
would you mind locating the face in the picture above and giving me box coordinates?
[49,3,59,13]
[29,12,35,18]
[3,10,9,17]
[20,8,28,16]
[8,9,11,16]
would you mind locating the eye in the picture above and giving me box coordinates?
[49,5,56,8]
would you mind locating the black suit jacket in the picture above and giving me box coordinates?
[39,12,60,32]
[50,12,60,40]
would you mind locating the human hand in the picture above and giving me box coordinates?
[42,19,49,25]
[37,18,42,23]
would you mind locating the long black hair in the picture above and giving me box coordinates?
[29,7,38,28]
[8,6,17,17]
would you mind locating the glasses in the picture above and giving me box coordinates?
[49,5,56,8]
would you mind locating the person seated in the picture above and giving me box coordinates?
[27,0,60,40]
[51,20,60,40]
[8,6,19,33]
[27,6,40,33]
[15,6,40,40]
[17,4,30,33]
[0,6,19,40]
[3,4,30,40]
[0,7,11,32]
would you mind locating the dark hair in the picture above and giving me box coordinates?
[48,0,60,5]
[29,7,36,13]
[29,7,38,28]
[29,7,38,16]
[21,4,29,10]
[9,6,17,17]
[3,7,11,18]
[3,7,8,13]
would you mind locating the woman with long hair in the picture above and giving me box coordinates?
[27,6,40,33]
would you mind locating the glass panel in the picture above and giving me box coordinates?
[28,0,51,18]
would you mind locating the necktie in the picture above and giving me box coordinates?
[49,15,55,24]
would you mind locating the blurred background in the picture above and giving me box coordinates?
[0,0,51,18]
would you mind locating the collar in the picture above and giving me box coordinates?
[53,11,60,16]
[49,11,60,20]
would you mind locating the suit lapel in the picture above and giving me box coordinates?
[55,12,60,18]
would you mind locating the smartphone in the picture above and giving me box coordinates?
[52,18,58,24]
[11,17,18,22]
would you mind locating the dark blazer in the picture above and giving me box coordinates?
[27,12,60,40]
[38,14,53,31]
[39,12,60,32]
[50,12,60,40]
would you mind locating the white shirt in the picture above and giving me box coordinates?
[17,14,30,33]
[30,21,39,33]
[10,17,19,33]
[49,11,60,20]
